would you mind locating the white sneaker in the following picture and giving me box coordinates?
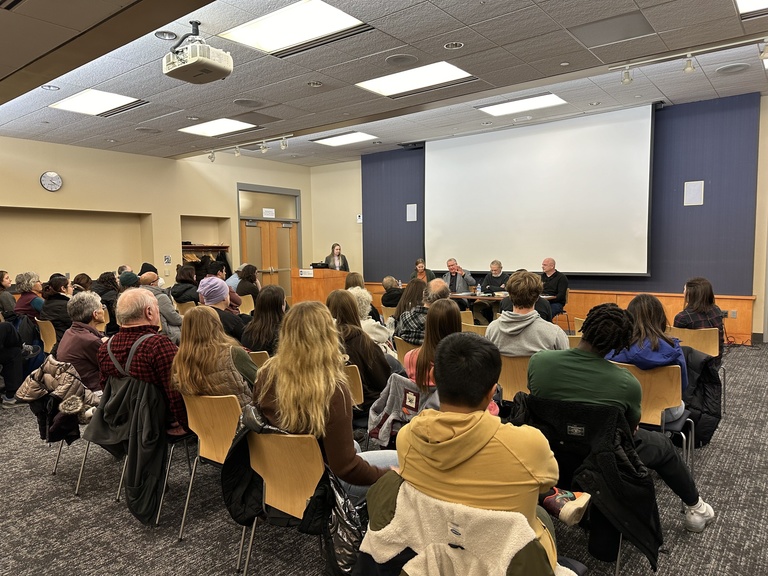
[684,499,715,533]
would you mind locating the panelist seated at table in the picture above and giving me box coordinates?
[442,258,476,311]
[410,258,436,283]
[478,260,510,294]
[499,271,553,323]
[540,257,568,317]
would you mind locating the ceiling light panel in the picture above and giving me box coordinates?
[48,89,138,116]
[735,0,768,14]
[313,132,377,146]
[356,62,472,97]
[477,93,567,117]
[218,0,363,53]
[179,118,257,137]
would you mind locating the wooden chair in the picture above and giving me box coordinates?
[394,336,418,366]
[461,322,486,336]
[459,310,473,325]
[667,326,726,413]
[568,334,581,348]
[344,364,364,407]
[239,432,325,574]
[35,318,57,354]
[177,394,242,541]
[574,317,585,333]
[248,351,270,368]
[381,306,397,323]
[498,355,531,402]
[613,363,694,472]
[239,294,255,316]
[176,301,196,316]
[553,288,572,334]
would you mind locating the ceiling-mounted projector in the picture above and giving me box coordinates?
[162,20,233,84]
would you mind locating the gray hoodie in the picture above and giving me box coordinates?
[486,310,568,357]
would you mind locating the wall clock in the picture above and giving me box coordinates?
[40,171,63,191]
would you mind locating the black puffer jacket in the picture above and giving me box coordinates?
[682,346,722,446]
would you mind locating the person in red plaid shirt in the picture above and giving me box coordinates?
[97,288,187,432]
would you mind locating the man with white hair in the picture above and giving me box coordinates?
[541,257,568,317]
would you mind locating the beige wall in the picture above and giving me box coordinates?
[753,96,768,337]
[309,161,364,274]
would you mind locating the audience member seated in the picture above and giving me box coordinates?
[528,303,715,533]
[240,285,285,356]
[389,278,426,334]
[393,332,561,571]
[197,277,245,343]
[225,263,249,289]
[380,276,403,308]
[395,279,449,346]
[140,272,183,345]
[56,291,107,392]
[674,276,725,359]
[487,271,568,356]
[348,286,395,358]
[170,265,199,304]
[235,264,261,303]
[171,306,256,408]
[0,270,17,321]
[92,271,120,335]
[201,261,242,316]
[345,272,381,323]
[119,270,140,290]
[252,301,396,502]
[14,272,44,319]
[40,275,73,344]
[540,257,568,317]
[1,322,39,406]
[499,273,553,323]
[608,294,687,423]
[409,258,435,283]
[442,258,476,311]
[117,264,133,276]
[97,288,187,433]
[324,242,349,272]
[71,273,92,295]
[327,290,391,412]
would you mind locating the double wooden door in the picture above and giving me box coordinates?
[239,220,298,303]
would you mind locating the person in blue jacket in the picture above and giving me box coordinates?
[607,293,687,423]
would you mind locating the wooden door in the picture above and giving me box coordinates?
[240,220,298,304]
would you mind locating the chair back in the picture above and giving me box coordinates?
[459,310,473,325]
[567,334,581,348]
[247,432,324,519]
[574,317,585,333]
[393,336,418,366]
[344,364,364,406]
[381,306,397,323]
[613,363,682,427]
[182,394,242,464]
[239,294,255,316]
[499,355,531,402]
[248,351,270,368]
[176,301,196,316]
[35,318,57,353]
[461,322,486,336]
[666,327,719,357]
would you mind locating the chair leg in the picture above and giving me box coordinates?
[52,440,64,475]
[183,438,192,474]
[178,455,200,541]
[155,442,177,525]
[614,532,623,576]
[75,440,91,496]
[719,366,726,416]
[115,455,128,502]
[242,516,259,575]
[236,526,247,572]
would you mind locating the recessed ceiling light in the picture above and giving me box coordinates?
[154,30,178,40]
[560,62,570,67]
[481,121,493,126]
[49,89,138,115]
[589,101,601,106]
[356,61,471,97]
[41,85,59,91]
[135,127,161,134]
[735,0,768,14]
[307,80,324,87]
[312,131,377,146]
[186,115,200,121]
[179,118,257,137]
[219,0,363,53]
[635,95,642,98]
[477,93,567,117]
[233,98,263,108]
[105,139,117,143]
[513,116,533,122]
[372,141,382,144]
[444,42,464,50]
[385,54,419,67]
[715,62,751,74]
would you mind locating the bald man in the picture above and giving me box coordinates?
[540,258,568,316]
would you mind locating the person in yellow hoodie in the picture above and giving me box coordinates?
[396,332,562,571]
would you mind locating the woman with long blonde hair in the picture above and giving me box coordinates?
[253,301,396,499]
[171,306,255,408]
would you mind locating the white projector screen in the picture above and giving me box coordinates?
[424,106,653,275]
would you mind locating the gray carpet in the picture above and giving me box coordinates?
[2,343,766,575]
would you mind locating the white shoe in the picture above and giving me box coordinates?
[684,499,715,533]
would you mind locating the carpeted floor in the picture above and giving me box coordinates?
[1,343,766,575]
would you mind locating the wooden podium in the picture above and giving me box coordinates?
[291,268,347,303]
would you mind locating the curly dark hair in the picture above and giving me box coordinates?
[580,303,634,356]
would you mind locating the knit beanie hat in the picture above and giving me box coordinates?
[139,262,158,276]
[119,271,140,288]
[198,276,228,305]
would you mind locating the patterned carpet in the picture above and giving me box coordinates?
[1,343,766,575]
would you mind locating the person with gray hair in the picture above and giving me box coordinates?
[140,271,182,345]
[396,279,450,345]
[56,291,108,392]
[348,286,395,358]
[14,271,44,318]
[381,276,403,308]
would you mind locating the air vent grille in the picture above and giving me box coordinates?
[97,99,149,118]
[272,24,374,58]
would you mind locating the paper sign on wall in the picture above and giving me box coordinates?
[263,208,276,218]
[684,181,704,206]
[406,204,417,222]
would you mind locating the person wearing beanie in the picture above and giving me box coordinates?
[138,262,158,276]
[140,272,182,344]
[119,271,140,290]
[197,277,245,342]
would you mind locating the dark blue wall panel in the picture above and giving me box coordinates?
[362,94,760,295]
[362,148,425,283]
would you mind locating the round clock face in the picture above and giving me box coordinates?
[40,171,63,192]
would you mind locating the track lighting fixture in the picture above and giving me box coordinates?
[280,137,288,150]
[260,142,269,154]
[620,68,632,85]
[208,150,215,162]
[234,146,241,157]
[683,55,695,73]
[760,40,768,59]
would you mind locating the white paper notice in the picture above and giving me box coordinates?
[406,204,417,222]
[263,208,276,218]
[684,181,704,206]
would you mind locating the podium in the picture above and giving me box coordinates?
[291,268,347,303]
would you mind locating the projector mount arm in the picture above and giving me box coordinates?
[171,20,204,53]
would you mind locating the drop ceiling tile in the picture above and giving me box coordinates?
[0,11,78,72]
[219,0,297,18]
[742,13,768,35]
[471,6,560,46]
[50,57,138,89]
[590,34,668,65]
[447,47,524,76]
[537,0,638,28]
[92,62,181,100]
[370,3,466,45]
[411,27,501,58]
[325,0,427,22]
[331,29,406,57]
[503,30,585,63]
[174,2,256,36]
[242,73,349,104]
[659,17,747,51]
[388,78,495,106]
[528,49,603,75]
[280,46,357,71]
[642,0,738,32]
[481,64,545,87]
[320,47,439,84]
[287,85,380,113]
[430,0,533,26]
